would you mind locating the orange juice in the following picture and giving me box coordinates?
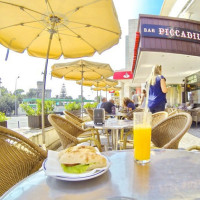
[134,125,151,162]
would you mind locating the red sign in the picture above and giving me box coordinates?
[113,71,133,80]
[132,32,140,73]
[109,90,115,93]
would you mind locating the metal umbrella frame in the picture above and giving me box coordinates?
[0,0,121,146]
[51,59,114,116]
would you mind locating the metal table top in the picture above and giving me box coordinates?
[1,149,200,200]
[85,119,133,130]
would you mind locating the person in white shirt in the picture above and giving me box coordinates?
[132,90,139,107]
[140,89,146,108]
[97,97,107,108]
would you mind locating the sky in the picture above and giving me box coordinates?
[0,0,163,100]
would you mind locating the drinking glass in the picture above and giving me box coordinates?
[133,112,152,164]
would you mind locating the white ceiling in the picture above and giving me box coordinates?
[180,0,200,20]
[133,51,200,86]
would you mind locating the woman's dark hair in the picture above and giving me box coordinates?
[123,97,133,106]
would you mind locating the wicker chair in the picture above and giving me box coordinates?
[0,126,47,196]
[152,111,168,128]
[187,146,200,151]
[119,108,144,149]
[63,110,85,124]
[191,108,200,127]
[85,109,94,120]
[48,114,101,151]
[63,110,84,127]
[168,110,177,117]
[151,113,192,149]
[63,110,101,141]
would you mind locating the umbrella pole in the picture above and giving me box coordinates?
[97,82,99,103]
[42,25,55,147]
[81,64,84,118]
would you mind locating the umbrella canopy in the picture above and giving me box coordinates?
[51,60,114,80]
[92,86,121,91]
[76,78,118,87]
[0,0,121,145]
[92,86,121,99]
[76,78,118,100]
[0,0,121,58]
[51,59,114,115]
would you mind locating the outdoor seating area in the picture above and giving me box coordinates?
[1,0,200,199]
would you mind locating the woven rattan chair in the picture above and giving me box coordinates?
[152,111,168,128]
[168,110,177,117]
[63,110,101,141]
[63,110,84,127]
[187,146,200,151]
[63,110,85,124]
[151,113,192,149]
[0,126,47,196]
[48,114,101,151]
[85,109,94,120]
[118,108,144,149]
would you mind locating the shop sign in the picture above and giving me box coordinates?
[109,90,115,93]
[114,91,119,97]
[113,71,133,80]
[141,24,200,44]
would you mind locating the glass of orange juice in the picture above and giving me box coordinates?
[133,112,152,164]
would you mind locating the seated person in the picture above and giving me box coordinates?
[123,97,136,111]
[97,97,107,109]
[101,99,115,114]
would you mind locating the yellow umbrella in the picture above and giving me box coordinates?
[76,78,118,87]
[51,59,114,115]
[76,78,118,100]
[92,86,121,98]
[0,0,121,145]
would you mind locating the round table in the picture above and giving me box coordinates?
[85,119,133,150]
[1,149,200,200]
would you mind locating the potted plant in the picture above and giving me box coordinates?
[83,102,98,110]
[64,102,81,116]
[20,100,55,128]
[0,112,9,128]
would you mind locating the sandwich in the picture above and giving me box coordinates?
[58,146,107,174]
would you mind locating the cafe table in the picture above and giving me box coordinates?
[105,112,127,119]
[85,119,133,150]
[1,149,200,200]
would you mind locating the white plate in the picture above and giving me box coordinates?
[42,150,110,181]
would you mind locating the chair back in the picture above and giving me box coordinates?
[63,111,82,127]
[48,114,83,149]
[168,110,177,117]
[86,109,94,120]
[0,126,47,196]
[124,108,144,120]
[63,110,84,123]
[151,113,192,149]
[152,111,168,128]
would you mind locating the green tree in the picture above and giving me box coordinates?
[0,94,15,114]
[26,88,37,98]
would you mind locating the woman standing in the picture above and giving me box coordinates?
[148,65,167,113]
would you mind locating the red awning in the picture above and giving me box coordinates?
[113,71,133,80]
[132,32,140,73]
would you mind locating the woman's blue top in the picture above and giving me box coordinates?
[127,102,135,110]
[148,75,166,109]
